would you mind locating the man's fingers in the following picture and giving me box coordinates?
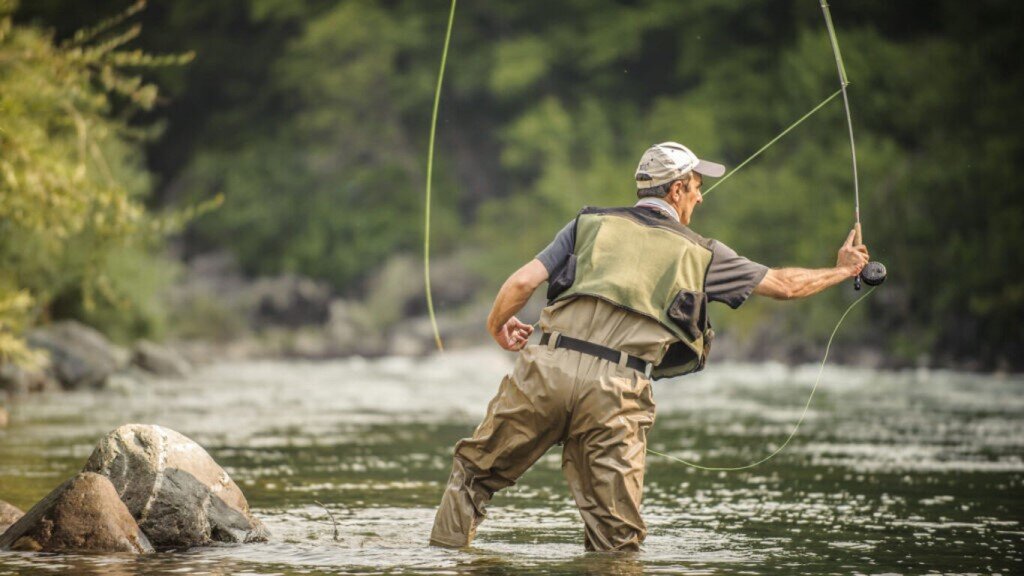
[843,228,856,247]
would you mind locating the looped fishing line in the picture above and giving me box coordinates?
[423,0,457,352]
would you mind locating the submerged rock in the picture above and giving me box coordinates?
[0,473,153,553]
[26,321,118,389]
[83,424,268,548]
[0,500,23,533]
[132,340,191,377]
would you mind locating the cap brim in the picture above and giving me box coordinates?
[694,159,726,178]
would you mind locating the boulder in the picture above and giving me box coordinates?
[132,340,191,378]
[0,500,23,533]
[83,424,268,548]
[26,321,118,389]
[250,274,331,328]
[0,473,152,553]
[0,362,59,395]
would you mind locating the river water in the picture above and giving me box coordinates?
[0,349,1021,575]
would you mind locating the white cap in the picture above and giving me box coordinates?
[635,141,726,189]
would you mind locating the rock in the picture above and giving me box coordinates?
[250,274,331,328]
[0,473,153,553]
[326,299,386,356]
[0,500,22,533]
[0,363,59,395]
[132,340,191,377]
[26,321,118,389]
[83,424,268,548]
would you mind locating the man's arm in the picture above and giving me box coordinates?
[753,228,870,300]
[486,258,549,351]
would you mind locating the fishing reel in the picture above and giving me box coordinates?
[855,261,887,290]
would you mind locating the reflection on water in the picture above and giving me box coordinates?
[1,349,1021,574]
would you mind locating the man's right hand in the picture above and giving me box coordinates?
[836,228,870,277]
[493,316,534,351]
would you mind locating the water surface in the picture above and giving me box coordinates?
[1,349,1021,574]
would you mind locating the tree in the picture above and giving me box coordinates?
[0,0,193,365]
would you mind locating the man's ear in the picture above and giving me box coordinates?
[670,180,684,200]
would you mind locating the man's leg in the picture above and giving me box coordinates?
[562,368,655,551]
[430,352,568,547]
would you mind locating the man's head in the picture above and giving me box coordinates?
[635,142,725,225]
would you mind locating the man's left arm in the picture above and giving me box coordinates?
[753,228,869,300]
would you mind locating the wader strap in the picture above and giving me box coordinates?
[540,333,652,376]
[546,331,561,351]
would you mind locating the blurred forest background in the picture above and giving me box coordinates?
[1,0,1021,371]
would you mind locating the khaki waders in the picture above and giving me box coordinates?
[430,296,678,551]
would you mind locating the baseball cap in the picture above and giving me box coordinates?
[635,142,726,189]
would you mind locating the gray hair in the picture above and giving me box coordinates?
[636,173,691,199]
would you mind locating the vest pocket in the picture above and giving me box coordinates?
[546,253,577,301]
[667,289,708,341]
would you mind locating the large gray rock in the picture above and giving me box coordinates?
[27,321,118,389]
[83,424,268,548]
[132,340,191,378]
[0,500,23,533]
[251,274,331,328]
[0,473,153,553]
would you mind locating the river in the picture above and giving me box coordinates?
[1,349,1021,575]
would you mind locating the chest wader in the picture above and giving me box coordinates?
[430,207,713,552]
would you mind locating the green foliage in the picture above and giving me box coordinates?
[17,0,1020,368]
[0,0,192,361]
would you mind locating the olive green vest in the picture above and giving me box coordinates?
[547,206,715,379]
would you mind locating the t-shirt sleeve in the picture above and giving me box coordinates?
[536,220,575,275]
[705,240,769,309]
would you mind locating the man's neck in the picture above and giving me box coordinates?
[634,197,680,222]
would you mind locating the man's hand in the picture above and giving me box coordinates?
[836,228,870,277]
[487,259,548,352]
[493,317,534,351]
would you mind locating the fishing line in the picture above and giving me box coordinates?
[649,0,883,470]
[423,0,457,352]
[420,2,881,471]
[647,286,875,471]
[702,88,842,198]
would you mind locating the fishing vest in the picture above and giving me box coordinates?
[547,206,715,379]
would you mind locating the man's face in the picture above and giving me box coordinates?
[676,174,703,225]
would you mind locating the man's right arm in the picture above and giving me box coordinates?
[753,228,869,300]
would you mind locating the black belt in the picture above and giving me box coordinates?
[540,333,652,377]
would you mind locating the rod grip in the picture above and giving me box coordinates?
[853,222,863,290]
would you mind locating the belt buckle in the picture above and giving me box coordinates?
[644,362,653,379]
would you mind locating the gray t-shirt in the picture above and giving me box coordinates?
[536,211,768,309]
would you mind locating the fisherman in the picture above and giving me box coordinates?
[429,141,871,551]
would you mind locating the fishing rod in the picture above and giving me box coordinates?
[652,2,888,471]
[821,0,886,290]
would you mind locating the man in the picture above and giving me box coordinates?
[429,141,870,551]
